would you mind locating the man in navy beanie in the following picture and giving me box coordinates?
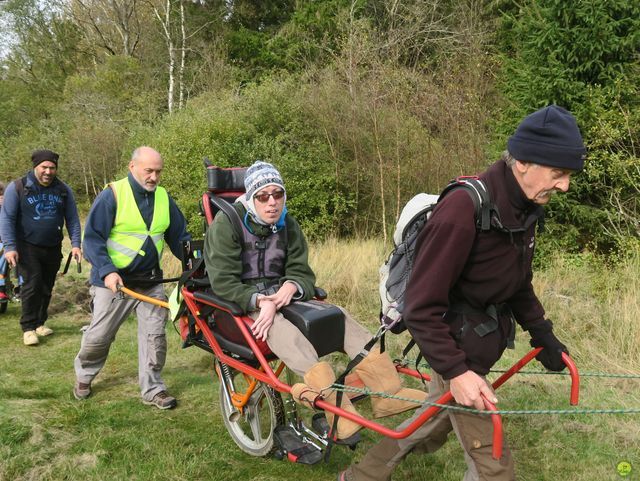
[0,150,82,345]
[338,105,586,481]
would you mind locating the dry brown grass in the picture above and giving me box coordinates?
[308,237,385,323]
[165,236,639,374]
[534,251,640,373]
[310,238,640,373]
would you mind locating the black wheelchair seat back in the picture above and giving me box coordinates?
[201,165,248,229]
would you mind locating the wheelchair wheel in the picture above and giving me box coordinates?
[218,364,285,457]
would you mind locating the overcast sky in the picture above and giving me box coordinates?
[0,4,17,61]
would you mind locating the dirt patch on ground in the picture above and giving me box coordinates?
[48,276,92,316]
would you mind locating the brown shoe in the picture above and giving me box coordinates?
[73,381,92,400]
[143,391,177,410]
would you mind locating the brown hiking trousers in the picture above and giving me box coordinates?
[344,372,515,481]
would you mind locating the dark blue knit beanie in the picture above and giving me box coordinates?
[507,105,586,171]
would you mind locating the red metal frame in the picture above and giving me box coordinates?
[181,288,580,460]
[201,193,214,224]
[201,191,246,225]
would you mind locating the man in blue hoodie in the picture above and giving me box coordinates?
[73,146,190,410]
[0,150,82,345]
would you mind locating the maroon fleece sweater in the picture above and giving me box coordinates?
[404,160,550,379]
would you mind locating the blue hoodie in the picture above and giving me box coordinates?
[0,171,81,251]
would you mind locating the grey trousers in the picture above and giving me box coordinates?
[249,306,372,376]
[74,284,169,401]
[346,372,515,481]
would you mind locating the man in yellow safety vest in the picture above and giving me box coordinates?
[73,146,190,409]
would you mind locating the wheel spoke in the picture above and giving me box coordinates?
[218,365,284,457]
[247,405,265,443]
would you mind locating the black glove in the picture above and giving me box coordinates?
[528,320,569,372]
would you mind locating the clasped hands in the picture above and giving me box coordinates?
[251,282,298,341]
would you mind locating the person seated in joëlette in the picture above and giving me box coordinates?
[204,160,427,440]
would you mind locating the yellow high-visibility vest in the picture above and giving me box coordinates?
[106,178,170,269]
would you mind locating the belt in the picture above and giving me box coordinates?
[254,279,280,295]
[122,268,164,286]
[449,300,516,348]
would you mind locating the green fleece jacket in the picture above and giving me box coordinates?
[204,203,316,313]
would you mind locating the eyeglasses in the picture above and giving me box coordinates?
[254,190,285,203]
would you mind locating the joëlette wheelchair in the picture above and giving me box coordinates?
[162,163,581,465]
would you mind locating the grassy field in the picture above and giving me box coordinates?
[1,240,639,481]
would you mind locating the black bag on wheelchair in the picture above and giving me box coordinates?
[280,300,345,358]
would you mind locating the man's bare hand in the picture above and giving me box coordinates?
[4,251,18,268]
[251,299,276,341]
[71,247,83,262]
[263,282,298,309]
[449,370,498,410]
[104,272,123,294]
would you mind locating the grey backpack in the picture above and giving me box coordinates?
[379,177,495,334]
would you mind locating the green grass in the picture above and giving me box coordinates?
[1,242,639,480]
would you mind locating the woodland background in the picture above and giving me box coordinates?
[1,0,639,256]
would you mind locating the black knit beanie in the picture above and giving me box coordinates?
[31,149,59,167]
[507,105,586,171]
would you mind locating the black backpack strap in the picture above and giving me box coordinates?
[401,338,416,360]
[324,332,383,461]
[14,176,26,199]
[398,338,428,388]
[210,195,244,239]
[11,177,27,217]
[439,177,494,232]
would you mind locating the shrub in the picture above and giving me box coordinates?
[129,77,352,239]
[494,0,640,254]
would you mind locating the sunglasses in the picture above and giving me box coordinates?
[253,190,285,203]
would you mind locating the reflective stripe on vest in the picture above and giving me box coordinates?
[106,178,170,269]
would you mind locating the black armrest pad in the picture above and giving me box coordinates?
[184,277,211,288]
[193,290,245,316]
[314,287,327,300]
[211,331,258,361]
[280,300,344,357]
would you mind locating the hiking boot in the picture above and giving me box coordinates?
[35,325,54,337]
[73,381,92,400]
[23,330,39,346]
[143,391,177,410]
